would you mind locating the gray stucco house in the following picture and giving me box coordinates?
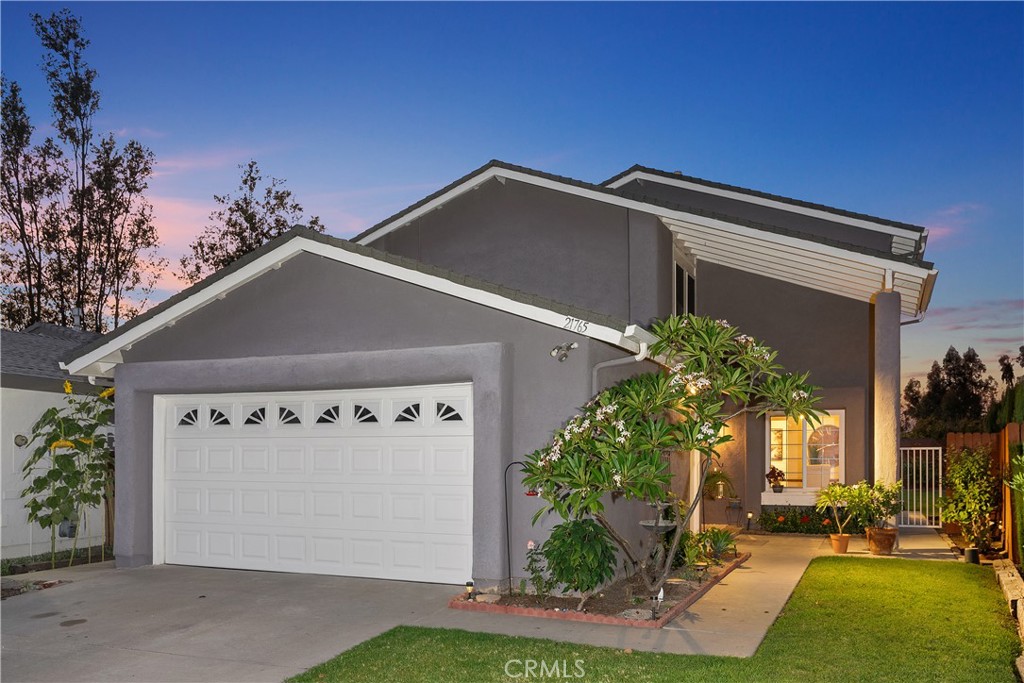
[64,160,938,586]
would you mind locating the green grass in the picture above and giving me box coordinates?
[287,558,1020,683]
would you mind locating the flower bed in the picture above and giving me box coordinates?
[449,552,750,629]
[757,505,866,535]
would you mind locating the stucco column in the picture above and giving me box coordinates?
[689,450,702,533]
[872,289,901,484]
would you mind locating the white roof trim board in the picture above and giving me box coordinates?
[662,216,937,318]
[62,236,653,379]
[357,166,937,319]
[605,169,925,246]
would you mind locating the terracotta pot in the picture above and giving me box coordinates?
[865,527,898,555]
[829,533,851,554]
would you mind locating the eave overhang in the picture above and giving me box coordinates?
[663,216,938,319]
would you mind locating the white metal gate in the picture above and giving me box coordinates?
[898,447,943,528]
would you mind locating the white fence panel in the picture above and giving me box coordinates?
[898,446,943,528]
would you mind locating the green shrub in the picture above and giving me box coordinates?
[670,530,708,569]
[542,519,617,609]
[942,446,998,550]
[757,505,866,535]
[699,527,737,560]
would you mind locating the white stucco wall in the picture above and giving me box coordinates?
[2,387,105,559]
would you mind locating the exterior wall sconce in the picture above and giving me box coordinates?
[550,342,579,362]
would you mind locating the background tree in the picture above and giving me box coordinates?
[178,160,324,284]
[1,9,164,331]
[901,346,998,438]
[999,354,1017,389]
[985,346,1024,431]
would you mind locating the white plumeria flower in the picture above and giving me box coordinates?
[527,540,536,550]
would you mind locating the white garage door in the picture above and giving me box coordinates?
[156,384,473,584]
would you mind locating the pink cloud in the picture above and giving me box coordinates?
[149,194,212,254]
[112,126,167,140]
[920,202,987,248]
[153,148,262,177]
[925,299,1023,330]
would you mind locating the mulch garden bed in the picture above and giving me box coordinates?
[450,551,750,629]
[942,532,1006,563]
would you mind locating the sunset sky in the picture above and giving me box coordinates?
[2,2,1021,388]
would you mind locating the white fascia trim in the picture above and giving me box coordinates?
[663,216,936,283]
[64,237,641,378]
[608,170,924,242]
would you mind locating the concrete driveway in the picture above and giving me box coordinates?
[1,562,458,682]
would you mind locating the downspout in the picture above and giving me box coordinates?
[900,312,926,326]
[591,330,650,394]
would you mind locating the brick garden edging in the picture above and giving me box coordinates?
[448,552,751,629]
[991,559,1024,679]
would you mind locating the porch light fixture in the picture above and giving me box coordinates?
[549,342,579,362]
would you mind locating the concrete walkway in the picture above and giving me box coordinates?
[1,528,956,681]
[420,527,956,657]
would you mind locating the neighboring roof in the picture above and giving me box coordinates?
[63,228,655,379]
[2,324,101,381]
[350,160,937,319]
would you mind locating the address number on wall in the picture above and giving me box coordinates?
[563,316,589,333]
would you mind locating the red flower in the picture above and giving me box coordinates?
[800,515,810,524]
[777,515,786,523]
[822,518,831,526]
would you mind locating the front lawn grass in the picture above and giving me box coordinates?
[288,557,1019,683]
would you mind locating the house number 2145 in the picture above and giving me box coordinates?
[563,316,589,333]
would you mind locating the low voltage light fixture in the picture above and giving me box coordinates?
[549,341,579,362]
[746,511,753,531]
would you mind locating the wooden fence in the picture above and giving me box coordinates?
[947,423,1024,563]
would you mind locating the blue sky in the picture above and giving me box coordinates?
[2,2,1022,387]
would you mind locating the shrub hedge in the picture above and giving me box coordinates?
[757,505,866,535]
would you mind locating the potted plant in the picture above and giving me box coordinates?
[766,466,786,493]
[851,480,903,555]
[815,482,855,554]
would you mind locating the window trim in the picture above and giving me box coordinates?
[673,254,697,317]
[761,409,845,506]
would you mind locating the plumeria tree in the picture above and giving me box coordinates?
[522,315,822,595]
[22,381,114,567]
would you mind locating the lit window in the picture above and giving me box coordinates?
[766,411,844,489]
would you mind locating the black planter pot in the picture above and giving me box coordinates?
[964,547,980,564]
[772,485,784,493]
